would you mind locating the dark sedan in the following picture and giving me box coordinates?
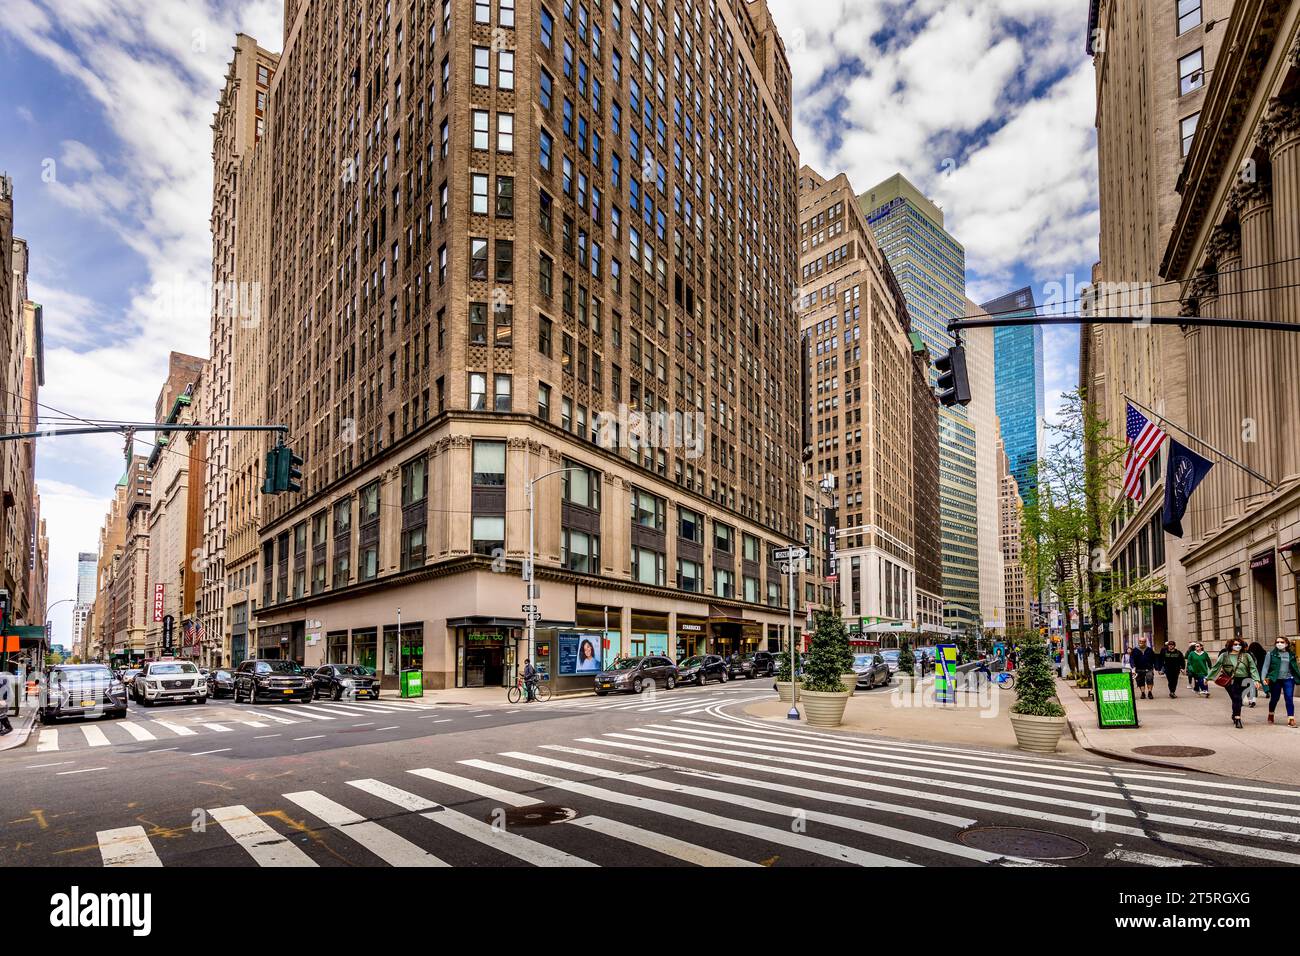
[678,654,729,686]
[207,668,236,699]
[312,664,382,701]
[40,665,127,722]
[231,659,314,704]
[594,656,678,695]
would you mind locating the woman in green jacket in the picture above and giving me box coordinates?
[1207,640,1263,728]
[1186,643,1211,697]
[1262,639,1299,728]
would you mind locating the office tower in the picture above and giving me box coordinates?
[981,286,1045,502]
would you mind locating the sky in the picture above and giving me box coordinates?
[0,0,1097,649]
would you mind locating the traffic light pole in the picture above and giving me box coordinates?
[0,423,289,442]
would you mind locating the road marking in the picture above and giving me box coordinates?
[208,804,318,867]
[347,778,595,867]
[146,747,179,753]
[36,729,58,752]
[351,722,376,727]
[152,720,197,737]
[462,757,910,867]
[294,735,326,741]
[240,709,300,725]
[190,748,232,756]
[473,714,493,718]
[283,790,449,867]
[569,815,760,867]
[238,721,269,729]
[308,702,374,715]
[118,721,157,741]
[77,725,112,748]
[419,716,454,722]
[253,734,282,739]
[28,760,73,768]
[1104,848,1202,867]
[283,705,339,720]
[97,826,163,867]
[317,702,406,714]
[376,725,400,731]
[57,767,106,775]
[198,723,233,733]
[407,767,542,807]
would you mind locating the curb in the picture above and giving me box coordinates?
[1061,713,1226,778]
[0,708,38,753]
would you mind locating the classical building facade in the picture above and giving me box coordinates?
[1162,0,1300,650]
[96,456,152,664]
[236,0,813,690]
[797,166,932,643]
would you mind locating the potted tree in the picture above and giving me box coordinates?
[800,610,854,728]
[774,645,799,703]
[896,639,916,694]
[1008,637,1068,753]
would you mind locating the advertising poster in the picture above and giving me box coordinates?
[558,632,603,676]
[1094,669,1139,728]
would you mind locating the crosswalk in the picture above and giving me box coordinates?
[555,689,770,715]
[85,710,1300,868]
[33,698,454,753]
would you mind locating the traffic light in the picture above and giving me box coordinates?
[935,343,972,408]
[261,446,303,494]
[287,452,303,493]
[262,447,284,495]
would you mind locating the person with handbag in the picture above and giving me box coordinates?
[1159,640,1185,699]
[1261,638,1299,727]
[1186,643,1211,697]
[1207,640,1263,729]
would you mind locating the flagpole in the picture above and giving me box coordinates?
[1124,395,1277,490]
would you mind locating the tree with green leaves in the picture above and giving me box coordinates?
[802,609,853,692]
[1010,635,1065,717]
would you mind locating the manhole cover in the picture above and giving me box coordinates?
[1132,745,1216,758]
[958,827,1090,860]
[494,805,577,827]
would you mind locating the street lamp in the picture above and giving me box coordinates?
[523,467,587,673]
[43,598,76,666]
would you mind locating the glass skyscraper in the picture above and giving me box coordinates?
[860,175,981,632]
[981,287,1046,503]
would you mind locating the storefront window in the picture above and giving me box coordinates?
[352,628,377,670]
[458,628,512,687]
[327,630,348,664]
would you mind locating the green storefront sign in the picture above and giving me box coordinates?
[1094,668,1139,728]
[400,668,424,699]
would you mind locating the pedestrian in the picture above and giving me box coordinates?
[1186,642,1211,697]
[1130,636,1158,700]
[1207,639,1263,729]
[0,669,13,736]
[522,658,537,703]
[1245,641,1267,708]
[1159,640,1185,699]
[1262,638,1298,727]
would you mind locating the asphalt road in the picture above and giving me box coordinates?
[3,679,1297,868]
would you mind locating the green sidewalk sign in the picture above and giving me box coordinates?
[400,668,424,699]
[1094,667,1138,728]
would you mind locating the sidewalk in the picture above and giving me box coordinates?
[0,701,39,753]
[742,678,1088,757]
[1058,676,1300,784]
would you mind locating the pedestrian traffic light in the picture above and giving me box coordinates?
[935,343,972,408]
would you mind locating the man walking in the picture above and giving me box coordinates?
[1160,640,1186,699]
[0,667,14,736]
[1131,637,1158,700]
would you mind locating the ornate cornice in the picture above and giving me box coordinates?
[1206,223,1242,265]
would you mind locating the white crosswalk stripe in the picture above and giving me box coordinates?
[208,804,317,867]
[241,709,301,725]
[197,723,233,733]
[568,815,760,866]
[79,724,111,747]
[36,729,57,752]
[281,704,340,720]
[118,721,157,741]
[97,826,163,867]
[151,720,197,737]
[283,790,449,866]
[406,767,541,807]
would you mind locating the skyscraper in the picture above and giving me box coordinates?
[236,0,813,689]
[73,551,96,655]
[982,286,1045,502]
[860,173,997,633]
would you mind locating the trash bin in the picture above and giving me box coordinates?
[1093,666,1139,728]
[400,668,424,699]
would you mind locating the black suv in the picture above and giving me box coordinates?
[749,651,778,678]
[232,659,314,704]
[311,664,382,701]
[677,654,729,685]
[594,656,679,695]
[725,654,756,679]
[41,665,127,722]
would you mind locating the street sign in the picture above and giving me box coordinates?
[773,547,807,562]
[153,583,165,623]
[162,615,175,654]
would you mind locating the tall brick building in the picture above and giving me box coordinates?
[234,0,815,689]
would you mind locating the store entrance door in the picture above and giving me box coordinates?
[464,644,505,687]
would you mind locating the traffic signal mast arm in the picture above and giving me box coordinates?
[946,314,1300,333]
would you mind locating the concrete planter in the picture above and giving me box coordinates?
[841,673,858,695]
[1009,711,1068,753]
[775,681,800,702]
[801,688,852,728]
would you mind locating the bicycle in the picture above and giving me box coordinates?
[973,664,1015,690]
[507,676,552,704]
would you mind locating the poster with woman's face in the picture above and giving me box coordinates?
[559,633,603,675]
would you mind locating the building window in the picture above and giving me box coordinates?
[402,457,427,506]
[539,254,553,296]
[539,314,553,356]
[401,527,426,571]
[498,50,515,89]
[471,173,488,214]
[540,4,554,47]
[1180,112,1199,156]
[473,440,506,486]
[494,373,512,411]
[1178,49,1203,95]
[538,381,551,419]
[678,507,703,543]
[469,372,488,410]
[562,460,600,508]
[742,533,760,563]
[495,240,514,282]
[561,529,599,573]
[1177,0,1202,34]
[715,568,735,599]
[499,0,515,28]
[496,176,514,217]
[473,46,490,85]
[494,304,512,346]
[744,575,759,603]
[497,113,514,152]
[632,489,665,530]
[631,546,665,586]
[714,521,734,553]
[359,541,378,582]
[470,238,489,279]
[474,0,490,23]
[677,558,703,593]
[469,301,488,344]
[472,110,489,150]
[472,516,505,556]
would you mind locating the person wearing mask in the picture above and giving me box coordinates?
[0,667,13,736]
[1186,643,1212,697]
[1207,640,1263,729]
[1262,638,1299,727]
[1130,637,1158,700]
[1160,640,1186,699]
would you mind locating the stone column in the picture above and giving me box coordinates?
[1260,98,1300,480]
[446,436,472,556]
[1182,269,1218,541]
[1206,224,1248,526]
[1227,179,1281,488]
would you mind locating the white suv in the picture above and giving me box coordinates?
[133,659,208,706]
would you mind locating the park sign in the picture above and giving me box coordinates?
[1093,667,1139,728]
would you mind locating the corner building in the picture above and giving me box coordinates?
[251,0,809,690]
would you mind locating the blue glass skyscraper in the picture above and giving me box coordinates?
[981,288,1045,503]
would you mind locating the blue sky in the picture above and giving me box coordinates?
[2,0,1097,649]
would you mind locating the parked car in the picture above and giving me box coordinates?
[678,654,729,686]
[312,664,382,701]
[878,649,901,674]
[725,654,757,680]
[207,668,237,699]
[118,668,143,690]
[748,651,778,678]
[132,659,208,707]
[40,664,127,722]
[594,656,678,695]
[231,659,314,704]
[853,653,891,689]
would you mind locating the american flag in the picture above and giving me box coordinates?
[1124,403,1167,500]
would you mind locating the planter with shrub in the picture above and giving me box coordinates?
[1008,637,1067,753]
[799,610,854,728]
[774,646,800,702]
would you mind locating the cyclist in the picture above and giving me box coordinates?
[522,659,538,702]
[975,656,993,684]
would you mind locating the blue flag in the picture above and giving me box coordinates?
[1162,438,1215,538]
